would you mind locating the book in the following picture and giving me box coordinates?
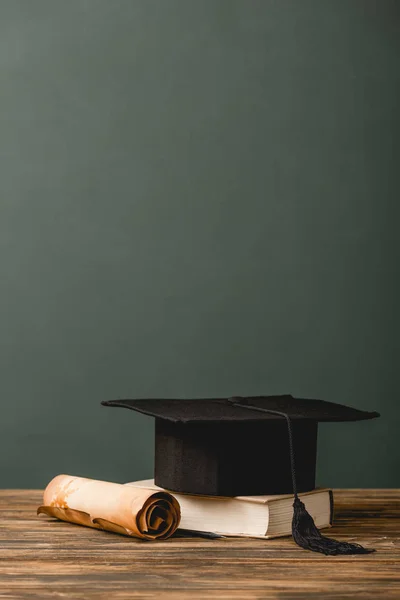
[126,479,333,539]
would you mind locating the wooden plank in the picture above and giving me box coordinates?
[0,490,398,598]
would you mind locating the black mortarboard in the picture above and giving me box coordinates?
[102,395,379,555]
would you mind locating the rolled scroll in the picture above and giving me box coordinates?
[38,474,181,540]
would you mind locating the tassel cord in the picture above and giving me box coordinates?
[228,398,374,555]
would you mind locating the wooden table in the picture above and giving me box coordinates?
[0,489,398,599]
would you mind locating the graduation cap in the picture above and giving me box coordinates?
[102,395,379,555]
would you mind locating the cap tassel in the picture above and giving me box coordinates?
[292,495,373,555]
[228,397,375,555]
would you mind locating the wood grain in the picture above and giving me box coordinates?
[0,489,398,599]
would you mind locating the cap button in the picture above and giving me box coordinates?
[228,396,250,405]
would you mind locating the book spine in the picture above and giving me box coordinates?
[328,490,334,526]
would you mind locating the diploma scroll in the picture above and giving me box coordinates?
[38,474,181,540]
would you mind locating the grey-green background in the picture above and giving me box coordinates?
[0,0,398,489]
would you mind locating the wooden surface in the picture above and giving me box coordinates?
[0,489,399,599]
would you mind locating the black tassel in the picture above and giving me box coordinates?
[292,497,374,555]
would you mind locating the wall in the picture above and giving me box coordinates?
[0,0,398,488]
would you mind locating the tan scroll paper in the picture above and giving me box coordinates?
[38,474,180,540]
